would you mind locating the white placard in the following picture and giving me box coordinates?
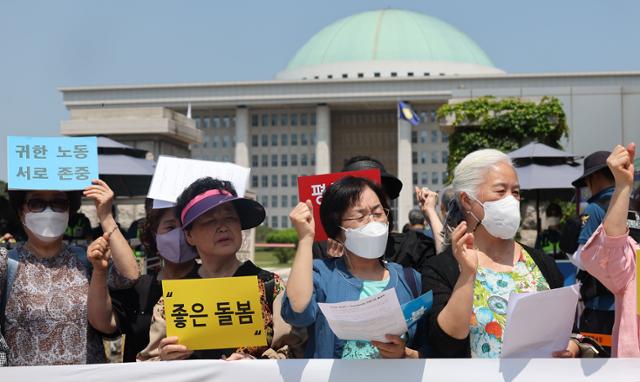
[147,156,250,204]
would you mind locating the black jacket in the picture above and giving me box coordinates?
[421,244,564,358]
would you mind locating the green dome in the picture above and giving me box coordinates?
[276,9,502,80]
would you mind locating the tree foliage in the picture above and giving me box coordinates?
[437,96,568,180]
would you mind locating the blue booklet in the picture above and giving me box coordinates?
[401,291,433,327]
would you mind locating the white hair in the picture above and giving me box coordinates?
[451,149,512,198]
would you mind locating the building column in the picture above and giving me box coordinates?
[315,104,331,175]
[397,118,413,230]
[234,106,250,168]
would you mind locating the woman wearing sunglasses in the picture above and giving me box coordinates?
[1,179,139,365]
[283,176,423,359]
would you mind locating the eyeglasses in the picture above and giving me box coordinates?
[342,208,390,225]
[25,198,70,213]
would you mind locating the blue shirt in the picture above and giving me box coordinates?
[578,186,615,244]
[281,258,422,359]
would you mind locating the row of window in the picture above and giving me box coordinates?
[195,115,236,129]
[252,112,316,128]
[195,154,233,162]
[195,135,235,149]
[259,195,299,211]
[252,174,303,189]
[265,215,291,229]
[251,153,315,168]
[251,133,316,147]
[412,151,449,165]
[303,72,449,80]
[413,171,449,186]
[411,130,449,145]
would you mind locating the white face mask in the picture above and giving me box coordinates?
[470,194,521,240]
[340,221,389,259]
[24,208,69,242]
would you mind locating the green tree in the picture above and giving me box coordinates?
[437,96,568,180]
[265,228,298,264]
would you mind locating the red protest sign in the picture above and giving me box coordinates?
[297,169,381,241]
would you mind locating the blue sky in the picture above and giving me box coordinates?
[1,0,638,181]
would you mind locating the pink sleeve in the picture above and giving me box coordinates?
[580,224,638,294]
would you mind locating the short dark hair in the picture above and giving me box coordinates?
[8,190,82,218]
[408,209,424,225]
[141,198,165,257]
[175,177,237,230]
[319,176,392,239]
[342,155,385,171]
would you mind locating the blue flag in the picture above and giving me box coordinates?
[398,101,420,126]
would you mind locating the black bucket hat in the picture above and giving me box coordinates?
[571,151,611,187]
[342,157,403,200]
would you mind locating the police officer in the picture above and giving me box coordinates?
[570,150,616,354]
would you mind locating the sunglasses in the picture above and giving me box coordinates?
[25,198,70,213]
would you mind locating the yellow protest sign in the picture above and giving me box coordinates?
[162,275,267,351]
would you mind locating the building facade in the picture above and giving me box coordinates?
[59,9,640,229]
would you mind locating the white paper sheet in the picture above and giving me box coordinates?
[318,288,408,342]
[501,284,580,358]
[147,156,250,203]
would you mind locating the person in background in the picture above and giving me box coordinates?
[580,142,639,357]
[283,176,423,358]
[87,198,198,362]
[408,208,431,237]
[535,203,565,259]
[1,179,139,365]
[144,177,304,361]
[421,149,573,358]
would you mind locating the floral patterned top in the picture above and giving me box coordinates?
[0,244,135,366]
[470,249,550,358]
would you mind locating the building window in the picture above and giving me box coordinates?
[271,154,278,167]
[271,175,278,187]
[411,131,417,144]
[271,134,278,146]
[261,155,268,167]
[212,136,220,148]
[261,195,268,207]
[222,136,230,148]
[408,72,414,77]
[311,132,316,145]
[291,175,298,187]
[301,113,308,126]
[442,171,448,183]
[222,116,230,128]
[301,133,308,146]
[421,172,428,185]
[251,175,258,188]
[281,154,288,166]
[291,154,298,166]
[271,114,278,127]
[442,132,449,143]
[201,136,209,148]
[281,195,288,208]
[357,73,364,78]
[432,171,439,185]
[251,155,258,167]
[280,113,288,126]
[261,175,268,188]
[281,133,288,146]
[431,151,438,164]
[430,110,437,123]
[412,151,418,165]
[222,154,231,162]
[311,113,316,126]
[420,152,428,165]
[212,117,220,129]
[374,72,381,77]
[342,73,348,79]
[431,130,438,143]
[441,151,449,163]
[261,134,268,147]
[413,172,418,185]
[291,113,298,126]
[271,195,278,208]
[261,114,269,127]
[391,72,397,77]
[251,135,258,147]
[420,130,427,144]
[311,153,316,166]
[251,115,259,127]
[291,134,298,146]
[271,216,278,228]
[281,216,288,228]
[281,175,288,187]
[301,154,308,166]
[291,195,297,206]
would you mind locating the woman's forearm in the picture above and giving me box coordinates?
[424,209,445,253]
[436,271,475,339]
[88,269,118,334]
[101,216,140,280]
[285,237,314,313]
[603,185,632,237]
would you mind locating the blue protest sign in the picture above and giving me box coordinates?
[7,136,99,190]
[401,290,433,327]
